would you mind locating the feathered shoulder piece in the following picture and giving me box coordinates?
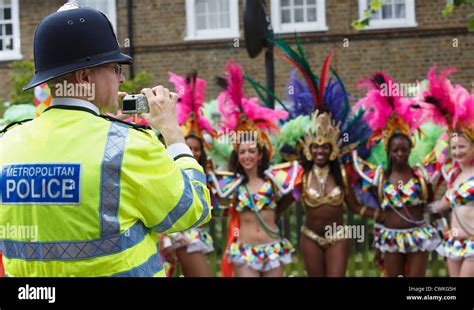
[264,161,303,197]
[168,70,215,139]
[355,71,426,148]
[208,170,244,199]
[415,65,474,142]
[216,60,288,157]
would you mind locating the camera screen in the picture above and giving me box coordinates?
[122,99,136,112]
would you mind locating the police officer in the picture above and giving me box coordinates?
[0,5,211,277]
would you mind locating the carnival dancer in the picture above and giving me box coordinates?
[352,71,441,277]
[272,37,381,277]
[210,60,300,277]
[160,70,216,277]
[421,66,474,277]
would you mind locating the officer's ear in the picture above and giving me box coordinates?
[74,68,93,85]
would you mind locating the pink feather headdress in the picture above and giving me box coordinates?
[415,65,474,141]
[216,60,289,157]
[168,70,215,140]
[355,71,425,148]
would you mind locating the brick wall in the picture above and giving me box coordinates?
[0,0,62,102]
[0,0,472,104]
[125,0,473,102]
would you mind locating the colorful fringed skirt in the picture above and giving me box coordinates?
[225,239,294,271]
[170,227,214,254]
[436,236,474,260]
[374,223,440,253]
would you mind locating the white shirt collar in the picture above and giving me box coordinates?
[51,98,100,115]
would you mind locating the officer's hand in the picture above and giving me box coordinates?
[140,86,184,146]
[117,91,128,101]
[140,86,178,129]
[112,92,130,120]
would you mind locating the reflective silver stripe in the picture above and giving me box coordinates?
[111,248,163,277]
[183,168,209,227]
[0,221,148,261]
[100,122,129,237]
[190,185,210,229]
[183,168,207,185]
[152,171,194,232]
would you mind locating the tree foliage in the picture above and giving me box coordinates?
[352,0,474,31]
[119,71,153,94]
[9,60,35,105]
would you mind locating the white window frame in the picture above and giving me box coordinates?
[68,0,117,31]
[358,0,417,30]
[271,0,328,34]
[185,0,240,41]
[0,0,22,61]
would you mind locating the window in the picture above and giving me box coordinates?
[358,0,417,30]
[185,0,239,41]
[271,0,328,34]
[0,0,21,61]
[69,0,117,31]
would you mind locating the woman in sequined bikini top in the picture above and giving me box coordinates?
[428,132,474,277]
[300,141,379,277]
[221,141,296,277]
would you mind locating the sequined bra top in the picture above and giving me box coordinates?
[302,170,345,208]
[236,179,277,212]
[380,177,427,209]
[445,176,474,208]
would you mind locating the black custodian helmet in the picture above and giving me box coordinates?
[23,5,132,90]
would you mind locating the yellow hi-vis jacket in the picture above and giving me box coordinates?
[0,105,211,277]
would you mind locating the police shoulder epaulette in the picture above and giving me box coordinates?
[0,119,33,134]
[100,114,152,132]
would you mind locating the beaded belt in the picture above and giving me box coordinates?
[300,225,344,249]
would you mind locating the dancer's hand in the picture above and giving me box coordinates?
[206,158,214,173]
[426,201,439,214]
[374,248,384,270]
[162,246,177,265]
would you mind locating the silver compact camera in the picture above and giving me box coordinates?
[121,94,149,114]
